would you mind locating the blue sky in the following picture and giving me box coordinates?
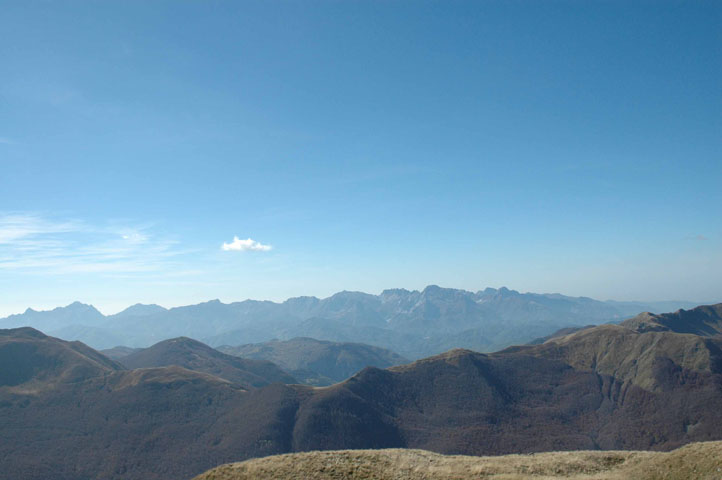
[1,0,720,315]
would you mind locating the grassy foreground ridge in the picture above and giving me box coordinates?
[194,441,722,480]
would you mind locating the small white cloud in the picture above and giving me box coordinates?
[222,236,272,252]
[121,231,148,244]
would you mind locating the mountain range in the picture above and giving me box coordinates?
[0,286,705,358]
[1,303,721,480]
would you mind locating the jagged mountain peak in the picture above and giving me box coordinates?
[57,302,103,315]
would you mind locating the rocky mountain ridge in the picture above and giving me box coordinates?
[1,286,707,358]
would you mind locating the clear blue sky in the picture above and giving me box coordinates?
[1,0,720,315]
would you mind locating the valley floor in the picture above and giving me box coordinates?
[194,441,722,480]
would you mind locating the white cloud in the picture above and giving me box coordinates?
[0,214,78,244]
[0,213,190,275]
[121,231,148,244]
[222,236,272,252]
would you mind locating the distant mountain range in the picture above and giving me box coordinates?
[1,303,721,480]
[0,286,707,358]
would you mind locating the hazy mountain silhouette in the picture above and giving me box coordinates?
[109,303,168,319]
[219,337,407,385]
[2,302,105,332]
[100,345,142,360]
[1,287,706,357]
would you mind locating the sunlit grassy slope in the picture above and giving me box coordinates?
[194,441,722,480]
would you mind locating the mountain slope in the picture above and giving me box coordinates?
[509,324,722,391]
[290,339,721,455]
[0,329,302,480]
[286,305,722,454]
[0,327,122,392]
[507,303,722,391]
[219,337,408,385]
[621,304,722,336]
[1,367,300,480]
[194,441,722,480]
[2,306,722,480]
[119,337,297,387]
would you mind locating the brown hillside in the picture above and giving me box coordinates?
[120,337,297,387]
[3,309,722,480]
[621,304,722,336]
[0,327,122,393]
[507,324,722,391]
[219,337,407,385]
[0,365,303,480]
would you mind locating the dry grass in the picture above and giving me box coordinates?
[194,441,722,480]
